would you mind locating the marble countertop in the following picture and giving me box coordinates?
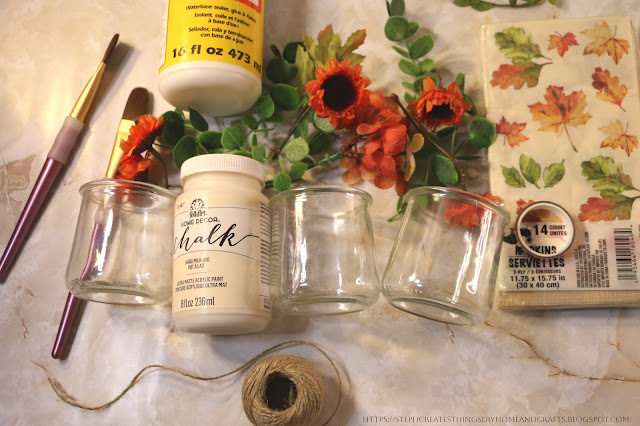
[2,0,640,424]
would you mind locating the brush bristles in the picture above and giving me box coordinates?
[102,34,119,63]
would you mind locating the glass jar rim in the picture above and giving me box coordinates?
[79,179,177,200]
[405,186,510,222]
[269,184,373,207]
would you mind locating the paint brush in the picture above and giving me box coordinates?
[0,34,119,282]
[51,87,149,360]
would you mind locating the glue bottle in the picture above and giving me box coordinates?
[159,0,264,117]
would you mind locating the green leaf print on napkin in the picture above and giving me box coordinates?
[490,27,552,90]
[502,155,565,189]
[579,156,640,222]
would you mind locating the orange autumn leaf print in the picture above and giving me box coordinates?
[592,67,627,111]
[529,85,592,153]
[579,197,631,222]
[599,120,638,157]
[496,116,529,148]
[581,21,630,64]
[491,64,528,89]
[548,32,578,57]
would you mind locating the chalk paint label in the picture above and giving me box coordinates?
[160,0,263,78]
[172,197,270,313]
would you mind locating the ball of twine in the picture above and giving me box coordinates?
[242,355,324,426]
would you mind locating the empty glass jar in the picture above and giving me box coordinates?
[270,185,379,315]
[66,179,176,305]
[381,187,509,325]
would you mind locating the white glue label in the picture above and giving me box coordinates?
[499,220,640,292]
[172,198,271,313]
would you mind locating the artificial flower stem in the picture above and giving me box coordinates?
[147,146,169,188]
[272,105,313,159]
[390,94,467,189]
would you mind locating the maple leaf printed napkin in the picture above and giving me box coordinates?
[482,16,640,308]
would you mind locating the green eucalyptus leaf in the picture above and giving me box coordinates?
[255,95,275,120]
[455,73,466,92]
[472,1,494,11]
[188,108,208,132]
[431,155,459,186]
[502,166,525,188]
[283,41,304,63]
[404,92,416,104]
[266,57,296,84]
[197,131,222,151]
[463,93,477,115]
[399,59,421,76]
[294,120,309,140]
[232,150,253,158]
[308,132,334,155]
[547,0,557,4]
[392,46,411,58]
[406,22,419,38]
[251,145,266,162]
[468,118,496,148]
[418,58,435,73]
[266,112,284,124]
[174,108,185,120]
[453,0,478,6]
[221,126,243,150]
[409,35,434,59]
[543,160,565,188]
[252,134,258,146]
[241,114,259,130]
[270,84,300,111]
[284,137,310,163]
[288,162,308,180]
[161,110,185,146]
[273,172,292,191]
[385,16,409,41]
[519,154,541,188]
[173,135,197,169]
[436,126,457,138]
[387,0,405,16]
[314,115,334,133]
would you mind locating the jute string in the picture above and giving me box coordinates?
[36,340,342,426]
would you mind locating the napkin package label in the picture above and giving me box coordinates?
[482,16,640,307]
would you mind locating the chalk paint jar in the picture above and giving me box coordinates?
[159,0,264,116]
[172,154,271,334]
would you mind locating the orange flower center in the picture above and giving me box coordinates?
[321,73,357,111]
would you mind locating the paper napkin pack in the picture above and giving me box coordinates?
[483,16,640,308]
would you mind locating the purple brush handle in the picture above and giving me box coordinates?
[0,116,83,282]
[51,222,102,359]
[0,158,64,281]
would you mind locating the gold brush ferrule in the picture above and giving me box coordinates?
[69,61,107,122]
[105,119,136,178]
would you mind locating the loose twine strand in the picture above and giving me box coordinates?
[36,340,342,426]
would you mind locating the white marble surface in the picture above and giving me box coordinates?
[2,1,640,425]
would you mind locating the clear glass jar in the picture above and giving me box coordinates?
[66,179,176,305]
[270,185,380,315]
[381,187,510,325]
[173,154,271,334]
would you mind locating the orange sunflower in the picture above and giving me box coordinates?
[115,153,152,181]
[120,115,165,156]
[408,78,471,128]
[306,58,371,130]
